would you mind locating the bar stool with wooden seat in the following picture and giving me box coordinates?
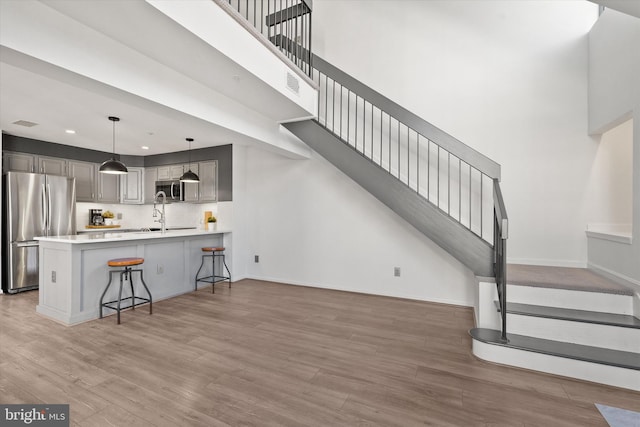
[100,257,152,324]
[195,247,231,293]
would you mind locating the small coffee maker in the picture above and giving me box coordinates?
[89,209,104,226]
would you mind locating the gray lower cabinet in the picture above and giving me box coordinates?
[198,161,217,202]
[144,167,158,204]
[97,172,120,203]
[121,167,144,204]
[38,156,67,176]
[3,152,35,173]
[68,160,96,202]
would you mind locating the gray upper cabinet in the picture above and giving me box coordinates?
[144,167,158,204]
[157,164,184,180]
[121,167,144,204]
[97,172,120,203]
[68,160,96,202]
[198,161,217,202]
[38,156,67,176]
[183,164,199,202]
[3,152,35,173]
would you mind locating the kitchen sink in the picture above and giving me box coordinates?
[142,227,197,232]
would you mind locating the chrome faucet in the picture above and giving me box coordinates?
[153,190,167,233]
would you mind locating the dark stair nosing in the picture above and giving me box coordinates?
[470,328,640,371]
[493,301,640,329]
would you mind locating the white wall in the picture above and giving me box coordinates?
[586,118,633,231]
[587,8,640,289]
[240,144,477,306]
[312,0,599,267]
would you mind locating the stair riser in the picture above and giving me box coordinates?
[506,314,640,353]
[506,285,633,315]
[471,339,640,391]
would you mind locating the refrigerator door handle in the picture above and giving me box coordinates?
[16,241,39,248]
[41,184,48,235]
[171,182,175,199]
[47,183,52,235]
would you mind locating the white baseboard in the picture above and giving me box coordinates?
[507,258,587,268]
[247,274,474,307]
[588,261,640,293]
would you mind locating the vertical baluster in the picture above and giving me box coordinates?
[407,126,410,187]
[307,7,312,75]
[380,109,382,166]
[397,121,400,179]
[459,159,462,223]
[437,146,440,208]
[279,0,282,55]
[267,0,271,41]
[447,152,451,215]
[287,0,291,60]
[480,174,484,239]
[295,2,299,66]
[469,166,472,233]
[347,90,350,146]
[261,0,264,35]
[355,95,358,152]
[427,140,430,202]
[339,84,343,140]
[388,115,391,173]
[364,102,368,158]
[416,133,420,195]
[371,104,374,162]
[324,74,328,129]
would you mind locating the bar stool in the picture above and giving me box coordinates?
[100,257,152,324]
[195,247,231,293]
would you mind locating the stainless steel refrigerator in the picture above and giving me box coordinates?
[3,172,76,293]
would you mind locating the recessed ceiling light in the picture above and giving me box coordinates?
[141,146,149,150]
[65,129,76,134]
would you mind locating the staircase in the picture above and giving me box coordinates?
[473,268,640,391]
[220,0,639,391]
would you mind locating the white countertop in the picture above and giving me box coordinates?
[35,228,230,244]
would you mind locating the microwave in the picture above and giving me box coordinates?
[155,180,184,201]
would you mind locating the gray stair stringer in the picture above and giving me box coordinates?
[284,119,494,277]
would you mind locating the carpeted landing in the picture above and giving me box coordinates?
[507,264,634,296]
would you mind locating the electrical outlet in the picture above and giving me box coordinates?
[394,267,401,277]
[254,255,259,263]
[117,212,123,220]
[51,271,56,283]
[157,264,164,274]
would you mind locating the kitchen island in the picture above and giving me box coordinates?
[35,228,230,325]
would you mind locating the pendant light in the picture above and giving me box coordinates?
[99,116,128,174]
[180,137,200,182]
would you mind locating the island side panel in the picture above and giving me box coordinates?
[37,241,73,324]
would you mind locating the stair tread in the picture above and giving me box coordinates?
[494,301,640,329]
[470,328,640,370]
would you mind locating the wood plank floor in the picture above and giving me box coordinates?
[1,279,638,426]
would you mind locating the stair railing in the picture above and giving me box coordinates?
[219,0,312,76]
[312,55,509,339]
[217,0,509,339]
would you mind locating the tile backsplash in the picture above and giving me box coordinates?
[76,201,232,231]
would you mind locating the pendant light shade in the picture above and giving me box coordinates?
[99,116,128,175]
[180,138,200,183]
